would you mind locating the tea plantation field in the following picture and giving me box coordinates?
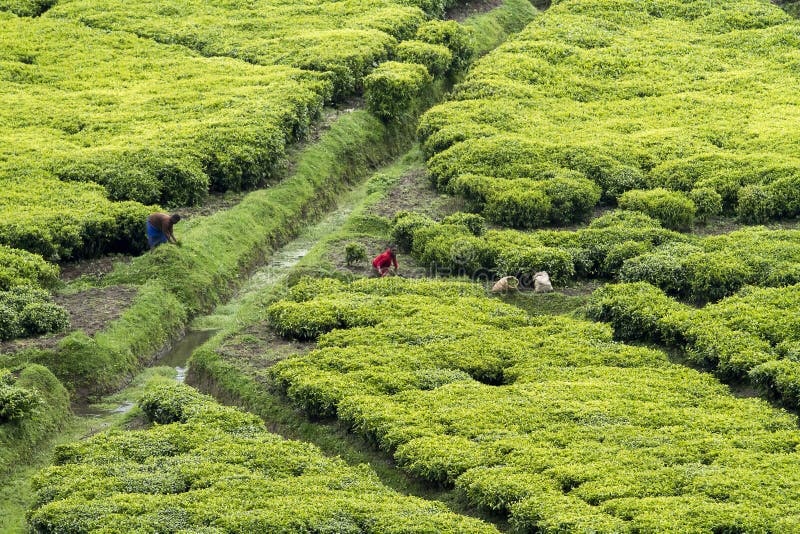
[0,0,468,274]
[29,383,497,533]
[7,0,800,531]
[420,0,800,228]
[265,278,800,532]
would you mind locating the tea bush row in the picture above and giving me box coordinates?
[28,383,497,533]
[267,277,800,532]
[0,244,59,290]
[418,0,800,228]
[588,282,800,408]
[1,12,330,207]
[394,209,800,302]
[0,177,152,261]
[46,0,464,98]
[0,286,68,341]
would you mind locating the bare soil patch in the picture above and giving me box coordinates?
[59,255,132,283]
[368,168,464,221]
[216,321,313,379]
[0,286,138,354]
[446,0,506,21]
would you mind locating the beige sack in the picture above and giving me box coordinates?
[534,271,553,293]
[492,276,518,293]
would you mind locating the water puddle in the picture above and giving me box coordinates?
[157,329,219,372]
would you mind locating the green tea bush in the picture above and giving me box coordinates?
[619,243,754,303]
[737,185,776,223]
[268,278,800,531]
[618,189,697,231]
[0,286,69,341]
[0,364,69,474]
[364,61,433,121]
[0,0,54,16]
[29,383,496,533]
[590,282,800,401]
[0,244,59,289]
[441,212,486,236]
[396,40,453,76]
[688,187,723,222]
[344,242,368,265]
[391,211,436,252]
[415,19,474,73]
[0,371,42,423]
[485,187,552,228]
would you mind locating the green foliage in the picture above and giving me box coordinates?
[618,243,753,303]
[0,286,69,341]
[0,0,52,16]
[45,0,448,99]
[441,212,486,236]
[28,383,497,533]
[391,211,436,252]
[618,188,696,231]
[486,186,552,228]
[396,40,453,76]
[415,19,474,73]
[0,179,152,261]
[0,373,41,423]
[590,282,800,401]
[269,278,800,531]
[139,383,206,424]
[344,242,368,266]
[364,61,433,121]
[0,245,59,290]
[688,187,723,222]
[0,364,69,473]
[419,0,800,228]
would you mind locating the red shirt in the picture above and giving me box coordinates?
[372,249,398,270]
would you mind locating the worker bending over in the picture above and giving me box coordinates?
[147,212,181,250]
[372,246,398,277]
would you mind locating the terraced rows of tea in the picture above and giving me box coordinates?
[420,0,800,229]
[6,0,800,531]
[0,0,463,267]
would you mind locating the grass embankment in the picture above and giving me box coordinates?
[0,364,70,530]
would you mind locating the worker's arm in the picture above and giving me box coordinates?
[392,255,398,271]
[164,223,178,244]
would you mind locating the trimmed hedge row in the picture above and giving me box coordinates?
[0,286,69,341]
[267,278,800,532]
[394,209,800,303]
[28,383,497,533]
[0,245,59,290]
[588,282,800,407]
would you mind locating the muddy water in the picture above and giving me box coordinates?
[157,329,219,383]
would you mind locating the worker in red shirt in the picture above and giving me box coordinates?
[372,246,398,277]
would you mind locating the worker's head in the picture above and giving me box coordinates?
[170,214,182,224]
[389,245,398,255]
